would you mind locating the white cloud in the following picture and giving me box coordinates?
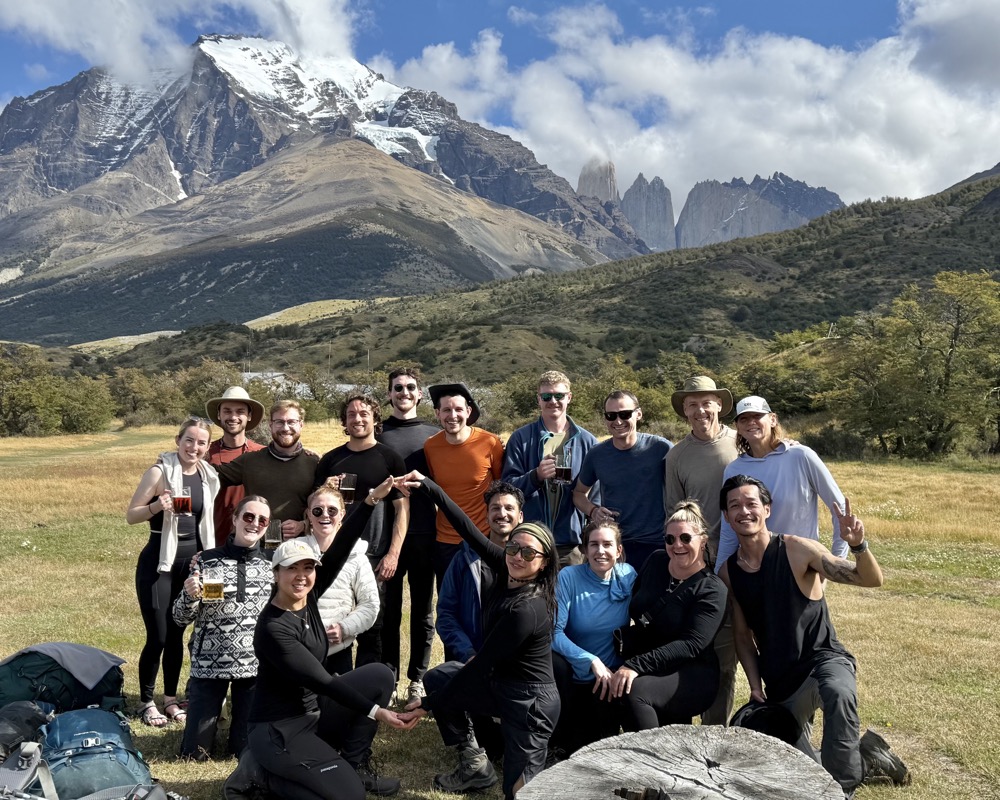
[0,0,355,85]
[3,0,998,208]
[23,62,52,83]
[377,2,1000,206]
[901,0,1000,89]
[371,29,513,120]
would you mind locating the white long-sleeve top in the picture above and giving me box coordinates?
[717,442,847,569]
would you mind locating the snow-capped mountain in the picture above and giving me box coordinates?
[0,34,645,261]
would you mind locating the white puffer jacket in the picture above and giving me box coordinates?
[308,537,380,656]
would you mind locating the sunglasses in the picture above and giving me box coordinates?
[539,392,567,401]
[665,532,704,545]
[311,506,342,518]
[604,409,639,421]
[241,512,270,527]
[504,542,545,561]
[393,383,418,392]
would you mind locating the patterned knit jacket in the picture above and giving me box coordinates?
[172,537,273,680]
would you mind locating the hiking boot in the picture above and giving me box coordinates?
[434,745,499,793]
[406,680,425,705]
[860,729,911,786]
[222,750,268,800]
[354,755,401,796]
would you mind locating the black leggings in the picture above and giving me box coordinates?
[135,536,197,704]
[247,663,394,800]
[622,662,719,730]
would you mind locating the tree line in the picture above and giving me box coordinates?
[2,270,998,459]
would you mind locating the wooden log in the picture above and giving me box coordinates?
[518,725,843,799]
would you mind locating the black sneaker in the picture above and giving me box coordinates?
[860,729,911,786]
[355,756,401,797]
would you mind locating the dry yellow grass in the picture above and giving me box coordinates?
[0,432,997,800]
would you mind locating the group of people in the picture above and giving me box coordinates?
[124,368,908,800]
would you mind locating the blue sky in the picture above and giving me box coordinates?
[1,1,998,205]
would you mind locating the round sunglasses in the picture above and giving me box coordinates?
[311,505,343,518]
[241,512,270,527]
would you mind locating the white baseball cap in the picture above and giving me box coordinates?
[272,538,322,568]
[734,396,773,419]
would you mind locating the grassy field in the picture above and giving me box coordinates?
[0,426,998,799]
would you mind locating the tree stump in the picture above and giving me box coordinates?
[518,726,843,799]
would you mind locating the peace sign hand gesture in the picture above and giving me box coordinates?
[833,497,865,548]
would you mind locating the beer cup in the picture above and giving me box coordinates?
[202,567,224,601]
[340,474,358,504]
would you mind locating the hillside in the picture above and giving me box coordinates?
[97,174,1000,382]
[0,139,603,343]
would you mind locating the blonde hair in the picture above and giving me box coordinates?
[270,399,305,422]
[307,479,346,510]
[539,370,570,390]
[665,499,708,537]
[177,418,212,438]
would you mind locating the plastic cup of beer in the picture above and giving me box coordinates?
[173,487,193,516]
[553,451,573,486]
[263,520,283,549]
[340,474,358,504]
[202,567,224,601]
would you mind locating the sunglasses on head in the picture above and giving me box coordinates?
[504,542,544,561]
[604,409,638,422]
[311,505,342,518]
[393,383,417,393]
[539,392,567,402]
[665,532,703,545]
[241,512,270,527]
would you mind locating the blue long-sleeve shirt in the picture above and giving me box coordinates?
[553,562,636,682]
[502,415,599,546]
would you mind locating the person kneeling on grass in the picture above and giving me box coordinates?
[718,474,910,799]
[240,477,414,800]
[172,495,273,760]
[396,471,560,800]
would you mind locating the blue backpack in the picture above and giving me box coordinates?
[33,708,153,800]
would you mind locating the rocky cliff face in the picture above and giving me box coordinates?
[0,34,646,264]
[621,173,675,251]
[675,173,843,248]
[577,157,621,203]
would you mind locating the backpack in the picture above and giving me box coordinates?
[0,701,52,760]
[0,650,126,714]
[33,708,153,800]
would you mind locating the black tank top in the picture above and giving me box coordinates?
[728,535,853,701]
[149,472,204,541]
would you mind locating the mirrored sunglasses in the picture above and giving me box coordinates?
[539,392,567,401]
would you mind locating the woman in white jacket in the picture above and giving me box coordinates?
[126,418,220,727]
[303,479,380,675]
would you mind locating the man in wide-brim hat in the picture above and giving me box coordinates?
[664,375,738,726]
[205,387,267,546]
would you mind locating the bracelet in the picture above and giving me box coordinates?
[850,539,869,555]
[366,491,382,506]
[148,501,156,516]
